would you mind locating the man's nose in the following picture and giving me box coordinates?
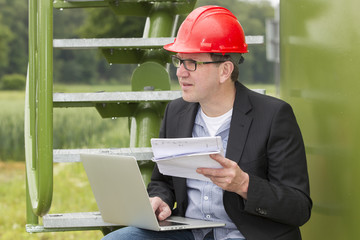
[176,63,189,78]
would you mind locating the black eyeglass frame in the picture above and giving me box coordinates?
[171,55,226,71]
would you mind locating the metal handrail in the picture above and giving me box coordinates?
[26,0,54,222]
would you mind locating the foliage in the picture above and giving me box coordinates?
[53,8,100,84]
[76,7,145,38]
[53,7,143,84]
[0,0,28,78]
[75,7,146,84]
[0,0,275,84]
[0,74,26,90]
[0,15,13,74]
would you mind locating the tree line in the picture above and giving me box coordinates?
[0,0,275,88]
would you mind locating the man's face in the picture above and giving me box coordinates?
[176,53,222,104]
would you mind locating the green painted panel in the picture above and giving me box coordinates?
[131,61,171,91]
[280,0,360,238]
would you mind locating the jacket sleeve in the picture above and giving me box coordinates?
[147,103,176,210]
[243,102,312,227]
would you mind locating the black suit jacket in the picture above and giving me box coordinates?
[148,82,312,240]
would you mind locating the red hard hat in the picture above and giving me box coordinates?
[164,5,248,54]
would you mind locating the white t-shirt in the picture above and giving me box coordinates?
[200,108,233,136]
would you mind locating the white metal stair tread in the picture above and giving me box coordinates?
[53,89,264,105]
[43,212,119,228]
[53,36,264,49]
[53,37,175,49]
[53,91,182,104]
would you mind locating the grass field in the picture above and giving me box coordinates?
[0,161,104,240]
[0,83,276,239]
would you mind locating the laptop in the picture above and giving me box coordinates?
[81,153,225,231]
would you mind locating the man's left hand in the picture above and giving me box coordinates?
[196,154,249,199]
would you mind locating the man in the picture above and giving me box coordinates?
[103,5,312,240]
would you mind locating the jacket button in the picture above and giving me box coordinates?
[255,207,267,215]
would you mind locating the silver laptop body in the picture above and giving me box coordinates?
[81,153,225,231]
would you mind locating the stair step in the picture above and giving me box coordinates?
[53,0,109,9]
[245,35,265,45]
[43,212,119,229]
[53,148,153,162]
[53,0,194,15]
[53,37,175,49]
[53,36,264,49]
[53,90,182,107]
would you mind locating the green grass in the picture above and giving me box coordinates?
[0,162,104,240]
[0,91,25,161]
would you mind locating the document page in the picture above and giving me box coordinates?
[151,137,224,181]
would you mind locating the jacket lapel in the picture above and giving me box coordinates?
[176,102,199,138]
[173,101,198,210]
[226,83,253,164]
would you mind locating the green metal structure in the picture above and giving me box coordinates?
[25,0,264,235]
[26,0,360,237]
[25,0,196,233]
[281,0,360,238]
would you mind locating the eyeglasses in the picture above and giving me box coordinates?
[171,56,226,72]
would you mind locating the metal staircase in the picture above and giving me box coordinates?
[25,0,264,235]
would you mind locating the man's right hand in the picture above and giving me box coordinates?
[149,196,171,221]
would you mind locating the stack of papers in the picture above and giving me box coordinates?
[150,137,224,181]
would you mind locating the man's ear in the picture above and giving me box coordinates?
[219,61,234,84]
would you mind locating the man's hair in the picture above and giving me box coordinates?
[210,53,243,82]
